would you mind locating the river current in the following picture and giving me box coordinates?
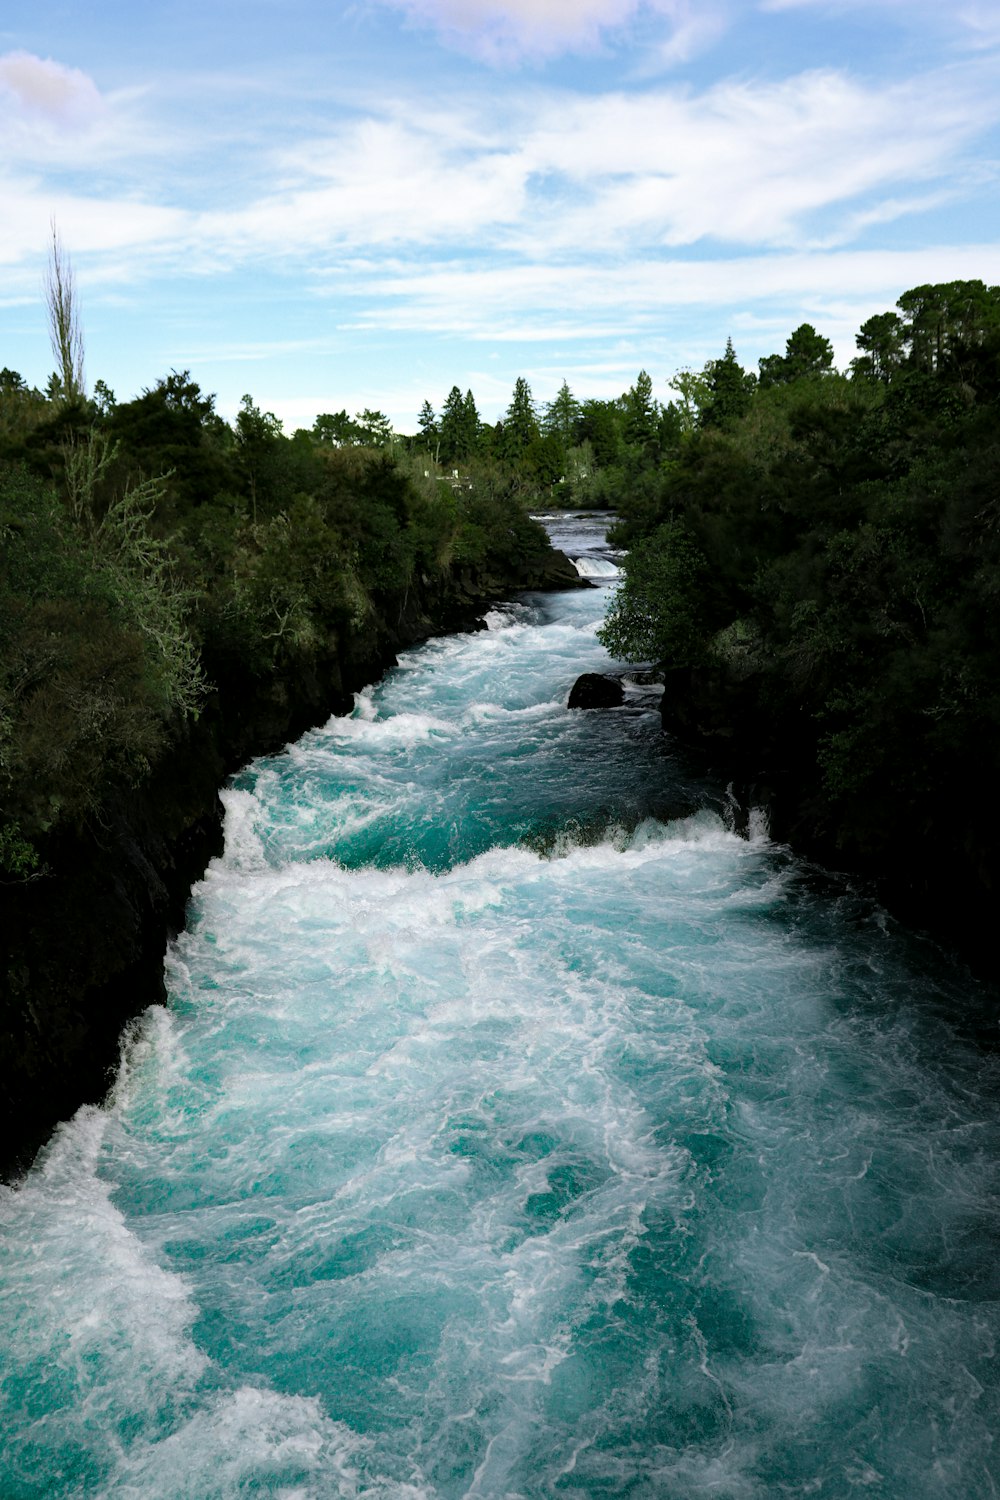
[3,515,999,1498]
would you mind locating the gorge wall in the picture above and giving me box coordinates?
[0,546,583,1178]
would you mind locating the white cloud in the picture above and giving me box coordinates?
[505,70,959,251]
[0,178,191,273]
[219,115,529,251]
[194,63,993,262]
[375,0,720,64]
[331,245,1000,342]
[0,51,993,289]
[0,50,105,125]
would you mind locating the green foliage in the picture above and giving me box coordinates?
[758,323,834,387]
[543,382,581,447]
[108,370,232,516]
[0,820,39,878]
[438,387,481,465]
[501,377,540,461]
[0,464,172,839]
[598,521,707,666]
[607,280,1000,871]
[700,339,755,429]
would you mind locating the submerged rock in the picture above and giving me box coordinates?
[568,673,625,709]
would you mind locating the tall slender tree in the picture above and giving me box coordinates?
[502,376,539,460]
[417,399,439,460]
[701,339,754,428]
[543,380,581,447]
[44,221,85,404]
[624,370,658,449]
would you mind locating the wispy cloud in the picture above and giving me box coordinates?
[373,0,723,65]
[757,0,1000,51]
[1,43,994,288]
[329,246,1000,336]
[216,65,994,269]
[2,1,998,427]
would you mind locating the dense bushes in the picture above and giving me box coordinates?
[599,280,1000,937]
[0,382,554,879]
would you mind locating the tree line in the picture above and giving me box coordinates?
[0,363,557,880]
[599,278,1000,948]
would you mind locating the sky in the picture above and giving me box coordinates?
[1,0,999,433]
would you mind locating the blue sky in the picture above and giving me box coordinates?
[2,0,999,432]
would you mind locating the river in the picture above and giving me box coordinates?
[2,514,998,1498]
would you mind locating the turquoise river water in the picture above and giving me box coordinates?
[2,516,999,1498]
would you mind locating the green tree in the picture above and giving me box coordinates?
[668,368,712,434]
[701,339,755,428]
[92,379,116,417]
[851,312,904,383]
[598,520,707,665]
[462,391,482,456]
[759,323,834,387]
[439,386,468,465]
[236,395,283,521]
[355,409,393,448]
[502,377,540,461]
[895,280,1000,377]
[623,370,658,450]
[543,381,582,447]
[417,399,439,459]
[578,399,623,468]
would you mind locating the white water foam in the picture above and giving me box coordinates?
[572,555,620,580]
[4,517,999,1499]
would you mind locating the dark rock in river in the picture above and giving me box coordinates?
[568,673,625,709]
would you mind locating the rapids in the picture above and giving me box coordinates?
[2,515,999,1499]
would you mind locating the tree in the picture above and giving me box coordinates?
[701,339,755,428]
[312,410,363,446]
[355,409,393,448]
[109,371,230,514]
[624,370,658,450]
[439,387,480,465]
[543,381,581,447]
[598,520,707,666]
[578,399,624,468]
[502,377,540,461]
[44,222,85,404]
[236,394,283,521]
[759,323,834,388]
[417,400,439,460]
[462,390,482,456]
[895,281,1000,377]
[668,369,712,432]
[851,312,904,383]
[92,379,116,417]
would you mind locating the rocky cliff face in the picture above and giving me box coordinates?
[657,661,999,982]
[0,549,584,1178]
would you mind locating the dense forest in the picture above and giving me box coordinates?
[0,370,575,884]
[598,280,1000,962]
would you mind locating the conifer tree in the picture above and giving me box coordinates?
[502,376,539,460]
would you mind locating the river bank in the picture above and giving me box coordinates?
[0,543,583,1179]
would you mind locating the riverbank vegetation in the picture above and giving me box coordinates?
[0,371,563,882]
[598,280,1000,953]
[3,272,998,938]
[0,344,578,1167]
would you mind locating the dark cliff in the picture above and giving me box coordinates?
[656,658,999,980]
